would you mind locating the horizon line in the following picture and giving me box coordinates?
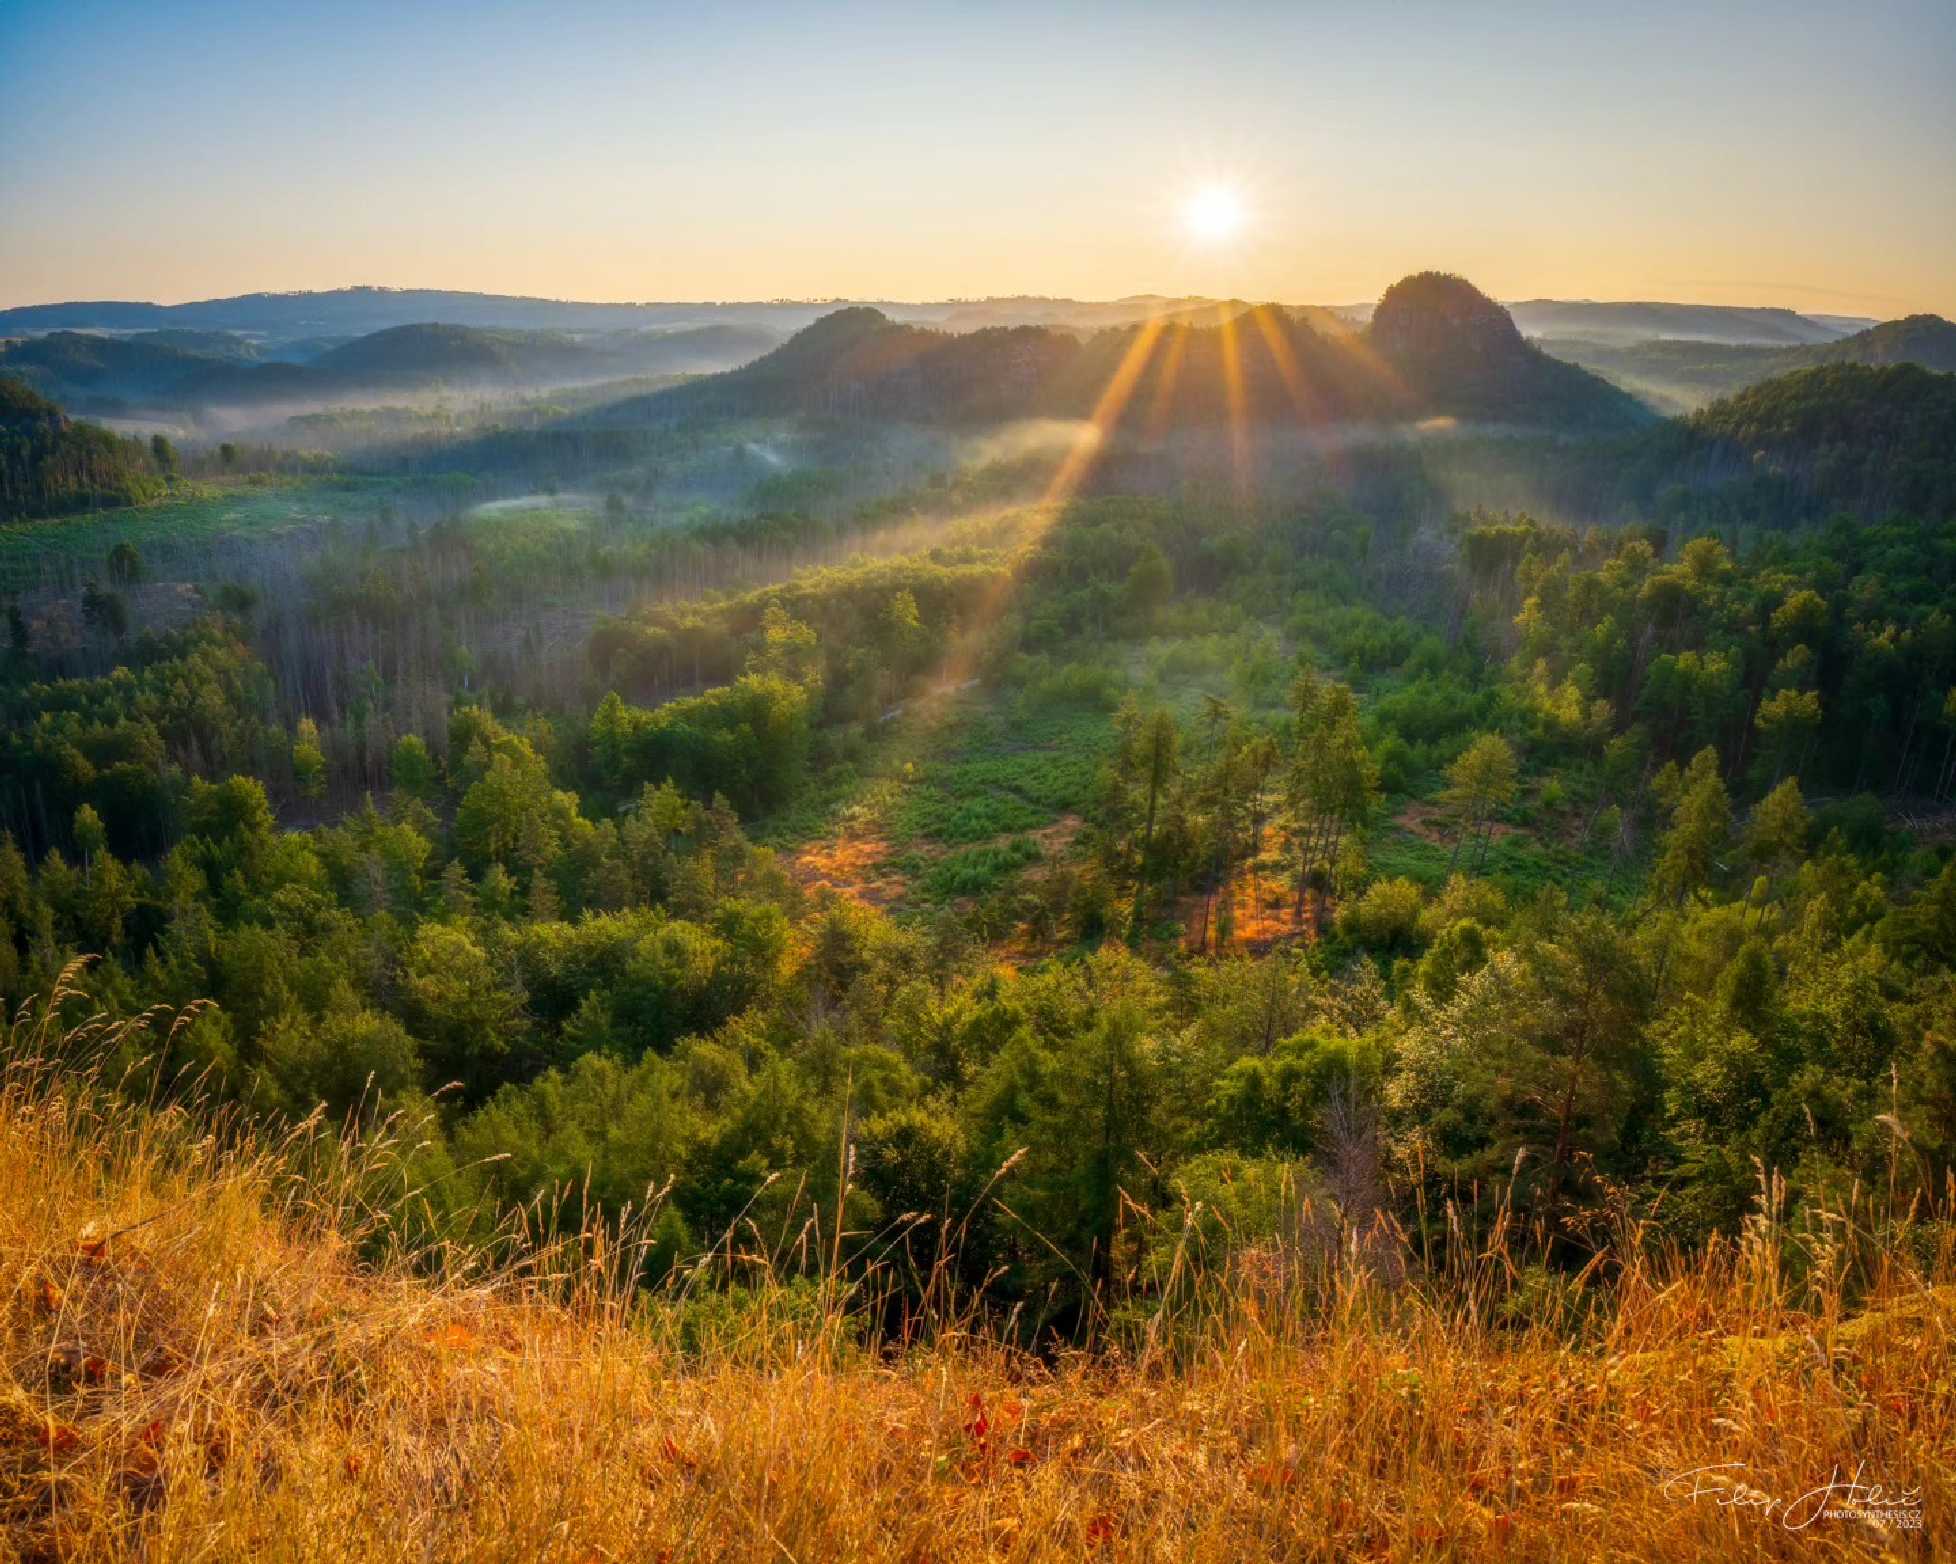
[0,280,1903,323]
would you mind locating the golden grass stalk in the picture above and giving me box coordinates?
[3,976,1950,1560]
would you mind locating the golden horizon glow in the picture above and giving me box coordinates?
[1,3,1952,319]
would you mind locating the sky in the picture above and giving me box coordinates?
[2,0,1953,317]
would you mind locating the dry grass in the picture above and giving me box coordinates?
[4,979,1953,1561]
[789,833,911,910]
[1176,836,1316,955]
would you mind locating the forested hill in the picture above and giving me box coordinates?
[595,273,1653,435]
[180,322,781,406]
[1681,362,1956,520]
[0,323,785,416]
[1787,313,1956,374]
[1367,272,1649,430]
[0,286,843,339]
[0,376,161,520]
[1538,312,1956,412]
[0,332,229,403]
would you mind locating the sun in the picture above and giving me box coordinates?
[1182,184,1246,244]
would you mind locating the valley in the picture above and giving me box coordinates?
[4,7,1954,1548]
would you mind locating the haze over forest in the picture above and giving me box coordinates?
[4,3,1956,1562]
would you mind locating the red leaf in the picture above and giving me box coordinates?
[40,1420,81,1455]
[1008,1447,1033,1468]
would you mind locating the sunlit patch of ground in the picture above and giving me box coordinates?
[1223,868,1317,950]
[788,833,915,908]
[1175,839,1316,956]
[766,681,1105,913]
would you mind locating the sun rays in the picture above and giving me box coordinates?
[922,285,1414,697]
[1040,314,1169,508]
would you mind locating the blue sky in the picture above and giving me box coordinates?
[2,0,1952,314]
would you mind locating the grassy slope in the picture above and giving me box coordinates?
[5,991,1952,1562]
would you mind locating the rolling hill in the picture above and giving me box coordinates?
[2,285,1873,355]
[300,322,782,385]
[1368,273,1649,429]
[0,287,855,342]
[1539,313,1956,413]
[1540,362,1956,528]
[1686,361,1956,518]
[1503,298,1862,346]
[0,332,227,403]
[1794,313,1956,373]
[0,322,786,417]
[0,377,163,520]
[591,273,1651,436]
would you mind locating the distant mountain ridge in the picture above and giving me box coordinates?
[1,285,1876,353]
[1538,313,1956,412]
[1504,298,1864,346]
[589,273,1652,435]
[0,322,785,418]
[0,288,869,341]
[1328,297,1871,346]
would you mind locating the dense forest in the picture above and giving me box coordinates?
[3,274,1956,1364]
[0,376,162,519]
[6,419,1956,1342]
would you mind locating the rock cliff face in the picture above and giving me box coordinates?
[1371,272,1526,365]
[1368,272,1651,429]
